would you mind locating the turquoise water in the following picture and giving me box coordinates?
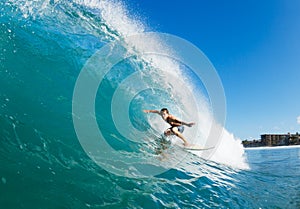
[1,0,300,208]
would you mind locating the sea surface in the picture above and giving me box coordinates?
[1,0,299,208]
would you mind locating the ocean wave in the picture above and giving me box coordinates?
[0,0,254,208]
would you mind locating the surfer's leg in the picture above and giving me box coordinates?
[171,127,189,146]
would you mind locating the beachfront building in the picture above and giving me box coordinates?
[242,132,300,147]
[260,134,290,146]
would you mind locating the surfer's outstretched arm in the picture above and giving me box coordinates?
[168,115,195,127]
[182,121,196,127]
[143,109,160,115]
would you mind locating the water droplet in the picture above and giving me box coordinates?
[1,177,6,184]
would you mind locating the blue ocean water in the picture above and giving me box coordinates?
[1,0,299,208]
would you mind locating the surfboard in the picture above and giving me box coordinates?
[168,137,214,151]
[183,144,215,151]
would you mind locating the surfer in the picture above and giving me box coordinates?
[143,108,195,146]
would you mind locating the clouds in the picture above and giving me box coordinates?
[297,116,300,125]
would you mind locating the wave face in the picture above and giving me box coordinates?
[0,0,272,208]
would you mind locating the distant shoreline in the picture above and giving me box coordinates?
[245,144,300,150]
[242,133,300,148]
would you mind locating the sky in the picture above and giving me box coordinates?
[125,0,300,140]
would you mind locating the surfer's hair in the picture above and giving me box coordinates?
[160,108,169,114]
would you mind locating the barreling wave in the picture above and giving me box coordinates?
[0,0,252,208]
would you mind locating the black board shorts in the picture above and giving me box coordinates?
[169,125,184,134]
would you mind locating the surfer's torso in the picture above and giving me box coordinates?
[164,115,182,127]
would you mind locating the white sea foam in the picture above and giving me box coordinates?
[211,129,249,169]
[245,144,300,150]
[76,0,145,36]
